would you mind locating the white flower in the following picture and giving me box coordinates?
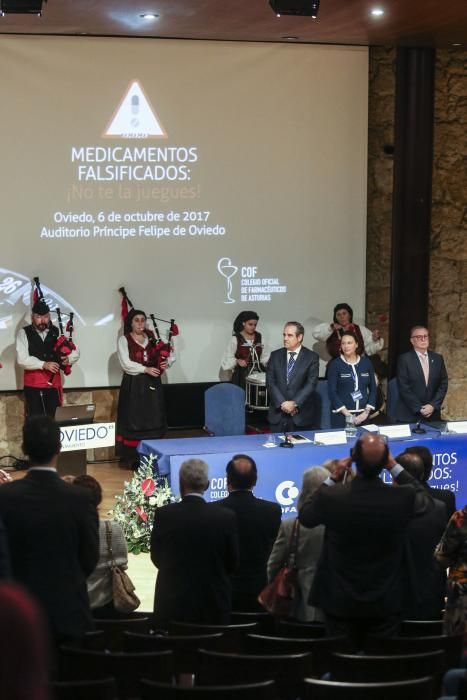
[148,496,156,506]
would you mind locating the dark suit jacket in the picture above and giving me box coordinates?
[266,345,319,428]
[218,490,281,610]
[0,470,99,640]
[151,496,239,627]
[298,470,427,618]
[402,498,447,619]
[425,482,456,520]
[395,350,448,422]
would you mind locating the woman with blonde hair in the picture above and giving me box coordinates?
[267,466,329,621]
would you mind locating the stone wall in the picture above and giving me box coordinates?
[429,49,467,419]
[366,46,396,359]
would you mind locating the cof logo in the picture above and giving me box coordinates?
[275,480,299,506]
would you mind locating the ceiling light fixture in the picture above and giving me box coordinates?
[140,12,159,20]
[370,7,385,17]
[269,0,319,18]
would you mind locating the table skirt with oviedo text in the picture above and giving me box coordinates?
[139,428,465,519]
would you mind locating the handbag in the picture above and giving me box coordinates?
[257,518,300,617]
[105,521,141,614]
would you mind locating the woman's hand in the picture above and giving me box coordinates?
[354,409,370,426]
[237,359,248,367]
[145,367,161,377]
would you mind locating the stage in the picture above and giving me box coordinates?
[139,427,466,518]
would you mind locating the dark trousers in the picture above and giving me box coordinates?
[325,612,401,651]
[23,386,60,418]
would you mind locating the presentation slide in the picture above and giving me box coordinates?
[0,37,368,389]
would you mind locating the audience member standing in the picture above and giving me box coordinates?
[151,459,239,629]
[405,444,456,520]
[396,452,446,620]
[0,416,99,645]
[299,434,429,648]
[435,506,467,639]
[73,474,129,618]
[218,454,281,611]
[268,466,329,622]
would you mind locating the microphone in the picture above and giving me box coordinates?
[412,413,426,434]
[280,419,294,448]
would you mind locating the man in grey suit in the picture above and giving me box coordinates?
[395,326,448,423]
[266,321,319,431]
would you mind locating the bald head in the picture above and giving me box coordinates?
[226,454,257,490]
[352,434,389,478]
[396,452,424,482]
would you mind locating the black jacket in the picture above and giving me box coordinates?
[218,491,281,610]
[151,496,239,627]
[0,469,99,640]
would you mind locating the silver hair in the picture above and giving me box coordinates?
[297,466,330,510]
[179,458,209,493]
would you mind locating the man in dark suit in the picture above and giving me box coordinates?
[0,415,99,644]
[299,433,430,648]
[395,326,448,423]
[396,451,446,620]
[218,454,281,611]
[151,458,239,629]
[266,321,319,431]
[405,444,456,520]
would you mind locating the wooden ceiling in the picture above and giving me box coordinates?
[0,0,466,48]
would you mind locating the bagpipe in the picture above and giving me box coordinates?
[47,308,76,385]
[149,314,179,372]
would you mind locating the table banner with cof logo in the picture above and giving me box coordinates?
[60,422,115,453]
[139,428,465,519]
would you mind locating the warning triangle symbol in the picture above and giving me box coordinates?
[104,81,167,139]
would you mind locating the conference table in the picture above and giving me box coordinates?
[139,427,466,519]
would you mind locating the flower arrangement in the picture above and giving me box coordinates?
[111,453,176,554]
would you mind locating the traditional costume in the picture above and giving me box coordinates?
[116,292,176,467]
[16,279,79,417]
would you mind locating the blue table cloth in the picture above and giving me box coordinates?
[139,426,465,519]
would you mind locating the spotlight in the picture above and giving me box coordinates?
[269,0,320,17]
[0,0,43,13]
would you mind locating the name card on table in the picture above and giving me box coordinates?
[447,421,467,434]
[379,424,412,439]
[60,422,115,452]
[313,431,347,446]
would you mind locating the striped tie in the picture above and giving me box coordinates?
[287,352,296,383]
[420,353,429,385]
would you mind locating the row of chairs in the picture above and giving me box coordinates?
[52,675,435,700]
[52,615,459,700]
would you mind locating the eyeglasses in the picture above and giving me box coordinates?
[411,335,429,340]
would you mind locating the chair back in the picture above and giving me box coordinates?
[51,677,118,700]
[204,383,245,436]
[400,619,444,637]
[230,611,274,634]
[94,616,152,651]
[169,621,258,652]
[386,377,399,422]
[140,679,277,700]
[59,647,173,699]
[123,631,225,673]
[316,380,332,429]
[197,648,311,700]
[301,676,434,700]
[370,633,463,671]
[331,650,444,684]
[276,620,325,638]
[245,634,349,677]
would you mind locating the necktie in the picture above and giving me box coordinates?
[420,353,429,385]
[287,352,296,383]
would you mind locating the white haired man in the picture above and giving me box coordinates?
[150,458,239,629]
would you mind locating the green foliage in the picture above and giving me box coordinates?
[111,453,176,554]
